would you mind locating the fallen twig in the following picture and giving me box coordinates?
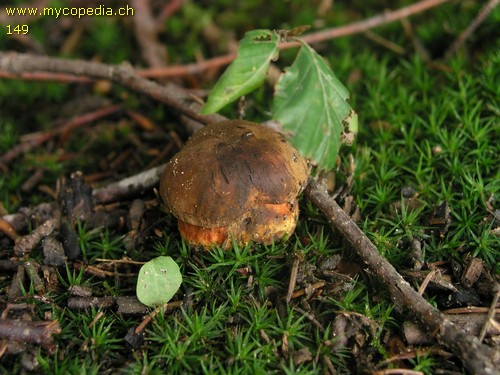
[0,71,92,82]
[156,0,183,27]
[304,177,500,375]
[1,165,168,230]
[372,369,425,375]
[444,0,499,59]
[67,296,116,310]
[0,319,61,353]
[290,281,326,300]
[416,268,438,295]
[132,0,167,68]
[291,305,325,332]
[404,311,500,344]
[0,218,19,241]
[479,286,500,342]
[376,347,453,370]
[13,218,59,256]
[290,0,451,47]
[124,300,182,350]
[286,255,301,303]
[92,163,166,204]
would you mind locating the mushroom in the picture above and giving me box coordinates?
[159,120,309,249]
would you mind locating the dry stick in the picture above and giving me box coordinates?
[404,312,500,345]
[0,58,236,82]
[291,280,326,299]
[13,218,59,257]
[135,302,167,334]
[373,369,424,375]
[138,53,237,79]
[286,255,301,303]
[444,0,499,59]
[444,307,499,315]
[377,347,454,369]
[295,0,451,46]
[138,0,451,78]
[132,0,168,68]
[0,71,92,82]
[364,31,406,55]
[304,177,500,375]
[0,52,224,126]
[67,296,116,310]
[479,286,500,342]
[156,0,183,29]
[292,305,325,332]
[0,319,61,352]
[416,268,438,295]
[0,219,19,241]
[92,163,166,204]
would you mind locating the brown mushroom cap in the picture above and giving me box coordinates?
[159,120,309,246]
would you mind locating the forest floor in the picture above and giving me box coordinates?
[0,0,499,374]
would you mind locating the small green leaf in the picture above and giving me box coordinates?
[272,41,358,171]
[136,256,182,307]
[201,29,279,114]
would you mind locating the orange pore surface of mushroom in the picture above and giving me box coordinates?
[177,220,229,248]
[178,201,299,249]
[159,120,309,249]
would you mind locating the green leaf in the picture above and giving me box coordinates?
[272,41,358,171]
[201,29,279,114]
[136,256,182,307]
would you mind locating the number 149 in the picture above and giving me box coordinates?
[7,25,29,35]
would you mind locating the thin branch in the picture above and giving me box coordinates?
[156,0,184,30]
[0,319,60,352]
[416,268,438,295]
[0,71,92,83]
[304,177,500,375]
[0,218,19,241]
[479,286,500,342]
[373,369,424,375]
[132,0,168,68]
[295,0,451,46]
[13,218,59,257]
[286,255,301,303]
[0,52,225,126]
[92,163,166,204]
[137,53,237,79]
[444,0,499,59]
